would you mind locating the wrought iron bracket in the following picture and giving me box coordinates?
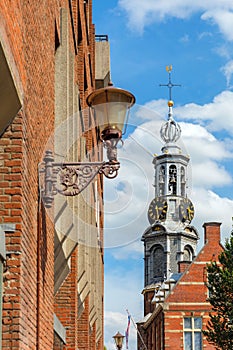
[39,150,120,208]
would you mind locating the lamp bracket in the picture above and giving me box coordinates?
[39,150,120,208]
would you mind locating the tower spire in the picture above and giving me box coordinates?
[143,67,198,291]
[159,66,181,145]
[159,65,181,102]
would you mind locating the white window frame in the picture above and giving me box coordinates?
[183,317,202,350]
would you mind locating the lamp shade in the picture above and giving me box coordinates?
[113,331,125,349]
[86,85,135,138]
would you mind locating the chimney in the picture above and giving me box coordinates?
[203,222,221,245]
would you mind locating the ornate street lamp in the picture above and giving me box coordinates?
[40,84,135,208]
[113,331,125,350]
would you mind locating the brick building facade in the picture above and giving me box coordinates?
[0,1,107,349]
[138,222,224,350]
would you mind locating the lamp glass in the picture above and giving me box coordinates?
[86,87,135,135]
[92,102,130,135]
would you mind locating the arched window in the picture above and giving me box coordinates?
[159,166,165,196]
[169,165,177,195]
[181,166,186,196]
[183,245,193,261]
[150,245,165,282]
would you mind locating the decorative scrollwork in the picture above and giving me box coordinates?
[56,163,105,196]
[60,167,76,187]
[39,150,121,208]
[100,162,120,179]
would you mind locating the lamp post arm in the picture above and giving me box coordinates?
[39,150,120,208]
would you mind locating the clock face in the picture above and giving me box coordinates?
[148,197,168,224]
[179,198,194,223]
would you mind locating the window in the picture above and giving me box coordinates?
[183,245,193,262]
[181,166,186,196]
[169,165,177,195]
[159,166,165,195]
[184,317,202,350]
[150,245,165,283]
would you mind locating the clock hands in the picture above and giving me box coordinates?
[148,197,168,224]
[179,198,194,223]
[148,195,194,225]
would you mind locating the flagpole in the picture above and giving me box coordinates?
[126,309,148,350]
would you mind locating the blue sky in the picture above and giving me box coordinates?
[93,2,233,349]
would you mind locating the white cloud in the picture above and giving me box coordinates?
[192,188,233,247]
[130,102,164,123]
[110,240,143,260]
[198,31,213,40]
[201,9,233,41]
[181,123,232,163]
[105,311,138,350]
[104,311,130,350]
[180,34,190,43]
[104,125,156,248]
[175,91,233,135]
[215,44,232,59]
[192,161,232,187]
[104,97,233,248]
[118,0,233,40]
[221,60,233,87]
[104,267,143,349]
[136,91,233,137]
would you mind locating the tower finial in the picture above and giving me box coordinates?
[159,65,181,103]
[160,66,182,144]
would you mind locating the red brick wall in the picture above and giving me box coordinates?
[204,221,221,245]
[144,290,156,316]
[0,1,104,349]
[0,0,56,347]
[54,250,78,349]
[178,261,191,273]
[163,222,222,349]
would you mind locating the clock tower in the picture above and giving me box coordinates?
[142,68,199,294]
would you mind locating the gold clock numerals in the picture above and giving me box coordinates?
[179,198,194,223]
[148,197,168,224]
[187,205,194,221]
